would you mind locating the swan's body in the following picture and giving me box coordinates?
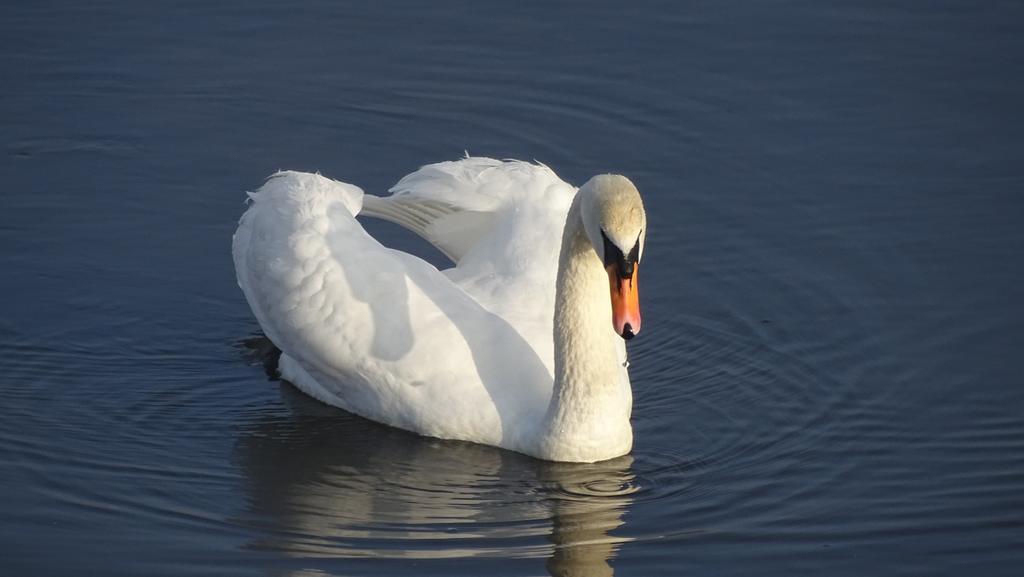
[233,157,646,462]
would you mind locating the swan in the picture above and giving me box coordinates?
[232,157,647,462]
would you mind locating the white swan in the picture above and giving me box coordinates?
[233,157,646,462]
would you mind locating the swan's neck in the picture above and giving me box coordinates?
[542,196,633,462]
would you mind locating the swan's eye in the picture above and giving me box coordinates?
[628,231,641,263]
[601,229,635,279]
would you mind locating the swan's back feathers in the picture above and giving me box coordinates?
[360,157,576,264]
[232,166,557,450]
[360,195,488,263]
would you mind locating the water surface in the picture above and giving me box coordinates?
[2,1,1023,575]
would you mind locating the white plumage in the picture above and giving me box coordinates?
[233,157,646,462]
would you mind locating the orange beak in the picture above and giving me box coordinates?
[607,263,641,340]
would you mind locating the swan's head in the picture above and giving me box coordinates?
[580,174,647,340]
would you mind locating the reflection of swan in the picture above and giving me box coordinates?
[234,377,634,577]
[233,157,647,462]
[538,462,634,577]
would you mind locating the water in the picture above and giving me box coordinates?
[2,1,1023,575]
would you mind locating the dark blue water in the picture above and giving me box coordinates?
[2,1,1023,575]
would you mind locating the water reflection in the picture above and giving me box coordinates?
[235,339,634,576]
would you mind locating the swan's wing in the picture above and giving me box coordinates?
[360,157,577,265]
[362,157,578,352]
[232,171,554,447]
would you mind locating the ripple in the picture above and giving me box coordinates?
[0,323,260,545]
[633,316,858,465]
[216,299,893,571]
